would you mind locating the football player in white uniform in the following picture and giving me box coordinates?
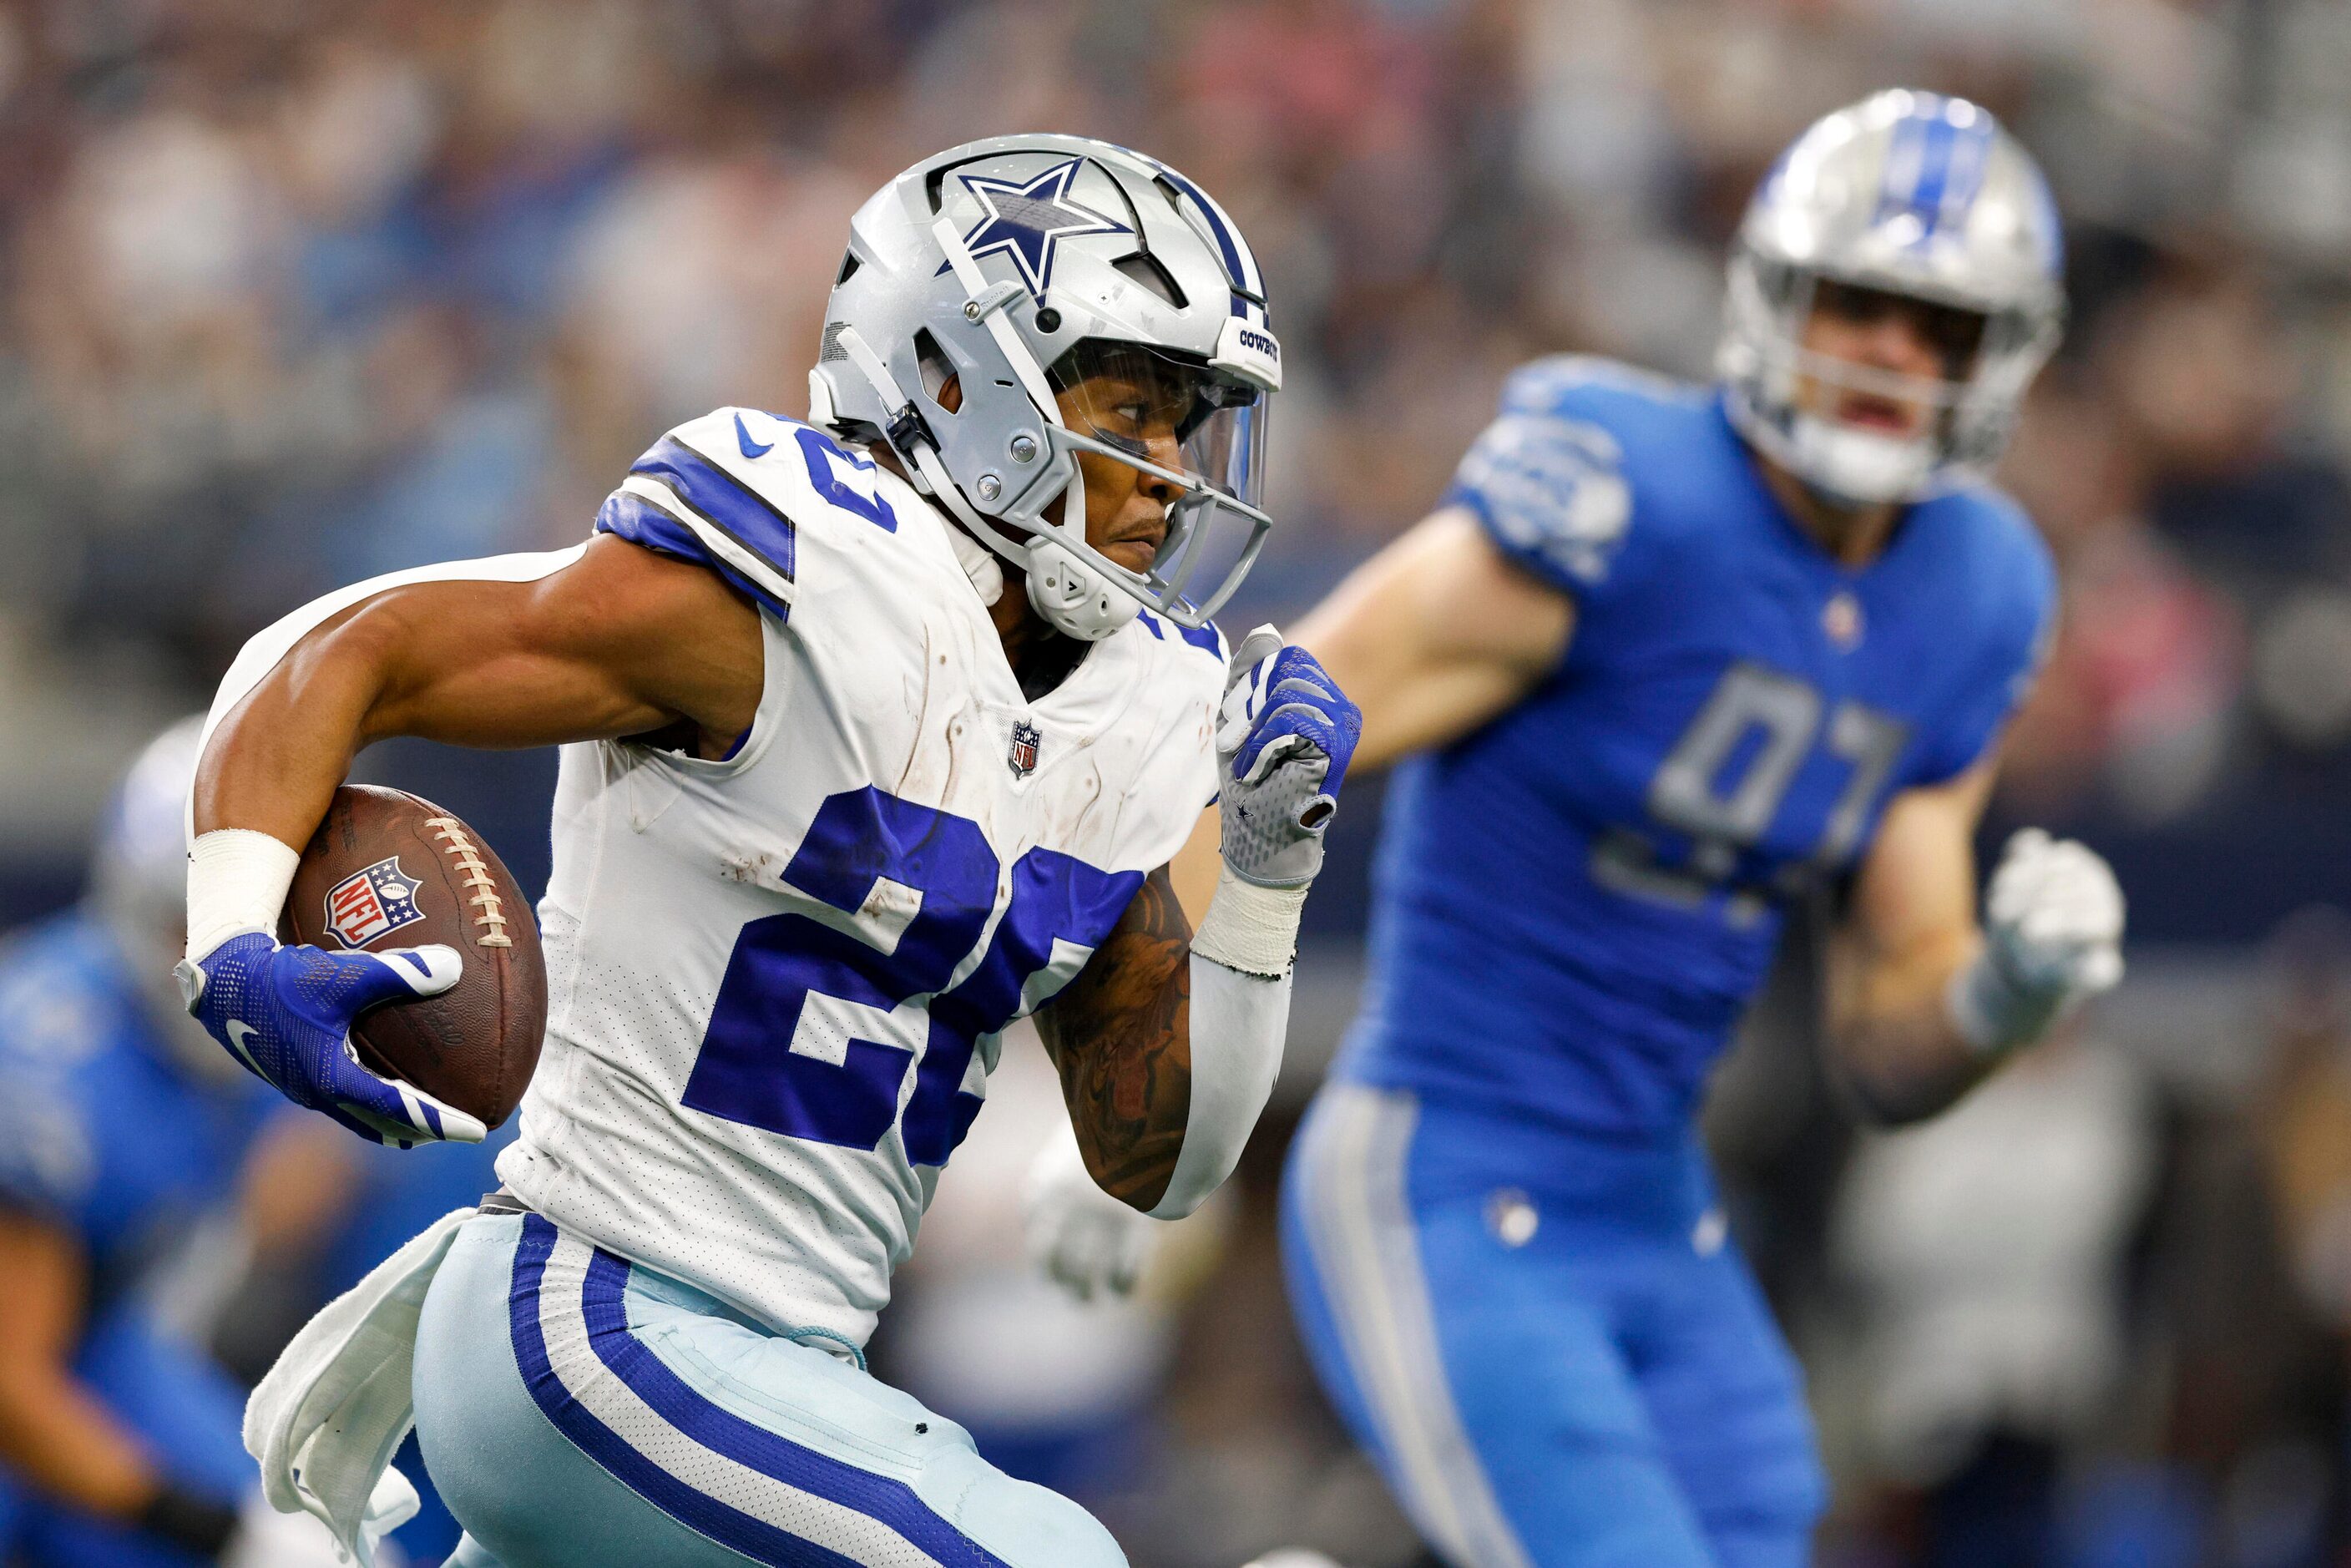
[172,135,1359,1568]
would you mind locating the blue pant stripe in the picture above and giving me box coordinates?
[574,1247,1012,1568]
[506,1216,862,1568]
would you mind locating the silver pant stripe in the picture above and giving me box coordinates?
[1293,1085,1533,1568]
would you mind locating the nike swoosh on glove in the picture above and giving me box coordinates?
[1215,626,1363,889]
[1953,827,2126,1052]
[174,933,485,1146]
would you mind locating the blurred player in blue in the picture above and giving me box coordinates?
[1031,89,2128,1566]
[0,720,346,1567]
[0,718,498,1568]
[1277,92,2126,1568]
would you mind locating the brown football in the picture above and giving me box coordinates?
[281,785,546,1128]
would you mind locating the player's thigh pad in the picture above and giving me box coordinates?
[412,1213,1125,1568]
[1283,1084,1724,1568]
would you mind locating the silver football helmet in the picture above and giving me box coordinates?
[90,716,242,1081]
[1718,89,2065,505]
[810,134,1282,640]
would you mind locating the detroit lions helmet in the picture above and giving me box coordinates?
[90,716,240,1080]
[811,134,1281,640]
[1718,90,2065,505]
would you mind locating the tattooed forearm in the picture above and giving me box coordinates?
[1034,865,1191,1210]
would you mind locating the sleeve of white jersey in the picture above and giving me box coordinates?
[595,407,911,624]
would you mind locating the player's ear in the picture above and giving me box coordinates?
[937,374,963,414]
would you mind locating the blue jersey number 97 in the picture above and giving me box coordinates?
[681,787,1139,1166]
[1593,661,1909,924]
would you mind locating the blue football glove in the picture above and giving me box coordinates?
[1215,626,1363,889]
[174,932,486,1146]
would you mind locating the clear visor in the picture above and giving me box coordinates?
[1042,340,1273,627]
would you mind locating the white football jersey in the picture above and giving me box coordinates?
[494,406,1225,1346]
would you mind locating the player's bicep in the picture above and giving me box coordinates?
[1036,866,1191,1064]
[1293,507,1575,770]
[351,535,765,751]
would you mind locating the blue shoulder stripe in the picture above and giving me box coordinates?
[595,490,792,621]
[595,433,800,619]
[631,437,797,583]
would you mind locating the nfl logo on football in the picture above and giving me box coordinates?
[1007,719,1041,778]
[323,857,427,948]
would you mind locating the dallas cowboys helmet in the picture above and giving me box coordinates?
[810,134,1282,640]
[1718,89,2065,506]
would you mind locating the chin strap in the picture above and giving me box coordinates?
[832,322,1013,597]
[832,321,1135,640]
[931,215,1061,416]
[937,510,1005,606]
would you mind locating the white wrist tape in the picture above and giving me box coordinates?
[1189,865,1307,979]
[1945,950,2061,1058]
[1150,953,1291,1219]
[186,829,301,961]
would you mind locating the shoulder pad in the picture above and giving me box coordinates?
[1499,356,1703,421]
[0,955,100,1215]
[596,408,905,620]
[1926,483,2058,609]
[1455,409,1634,590]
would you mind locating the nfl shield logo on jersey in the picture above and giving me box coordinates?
[1008,720,1042,777]
[322,857,426,948]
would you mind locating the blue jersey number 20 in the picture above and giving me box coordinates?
[680,787,1140,1166]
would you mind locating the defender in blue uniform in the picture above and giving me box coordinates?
[1273,94,2126,1566]
[0,721,280,1567]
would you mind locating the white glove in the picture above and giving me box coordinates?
[1949,828,2126,1054]
[1023,1123,1159,1301]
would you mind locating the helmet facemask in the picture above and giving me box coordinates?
[1029,338,1271,629]
[1724,252,2058,507]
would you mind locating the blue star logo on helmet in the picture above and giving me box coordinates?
[953,158,1130,300]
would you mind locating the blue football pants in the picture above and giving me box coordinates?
[412,1212,1125,1567]
[1282,1082,1827,1568]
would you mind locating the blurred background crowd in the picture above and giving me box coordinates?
[1,0,2348,1564]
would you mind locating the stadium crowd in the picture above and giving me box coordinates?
[1,0,2349,1564]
